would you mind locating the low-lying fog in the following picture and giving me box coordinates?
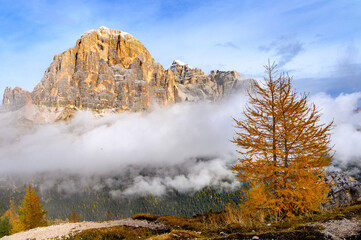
[0,91,360,196]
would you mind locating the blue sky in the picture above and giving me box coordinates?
[0,0,360,96]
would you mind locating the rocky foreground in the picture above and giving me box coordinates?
[1,171,361,239]
[0,219,167,240]
[2,205,361,240]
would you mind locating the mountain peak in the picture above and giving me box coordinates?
[98,26,109,30]
[171,60,189,67]
[172,60,186,66]
[82,26,133,39]
[2,27,257,118]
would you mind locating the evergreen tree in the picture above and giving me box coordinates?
[233,61,333,220]
[0,217,12,237]
[2,199,23,234]
[18,185,48,230]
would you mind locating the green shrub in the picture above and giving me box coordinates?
[0,217,12,237]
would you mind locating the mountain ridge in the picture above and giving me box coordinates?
[2,27,256,116]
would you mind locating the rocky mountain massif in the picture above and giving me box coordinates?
[2,26,256,117]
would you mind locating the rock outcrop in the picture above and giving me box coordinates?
[2,26,256,113]
[325,171,361,208]
[1,87,31,111]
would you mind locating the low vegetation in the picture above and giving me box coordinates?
[54,202,361,239]
[64,226,159,240]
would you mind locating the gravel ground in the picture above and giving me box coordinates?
[0,218,167,240]
[315,218,361,240]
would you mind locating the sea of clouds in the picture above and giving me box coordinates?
[0,90,360,196]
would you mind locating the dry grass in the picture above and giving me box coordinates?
[153,205,269,236]
[146,230,201,240]
[204,204,266,231]
[64,226,157,240]
[157,215,204,231]
[131,213,159,222]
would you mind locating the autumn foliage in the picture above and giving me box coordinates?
[232,62,333,220]
[2,200,22,234]
[70,209,80,223]
[18,184,48,230]
[3,200,18,225]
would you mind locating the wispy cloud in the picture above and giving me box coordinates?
[294,42,361,95]
[259,36,304,67]
[215,42,240,50]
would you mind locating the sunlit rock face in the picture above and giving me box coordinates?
[3,26,257,113]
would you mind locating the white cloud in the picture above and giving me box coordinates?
[310,92,361,165]
[1,89,361,196]
[0,94,248,195]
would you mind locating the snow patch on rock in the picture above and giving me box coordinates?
[172,60,187,66]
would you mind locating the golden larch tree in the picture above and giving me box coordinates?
[2,199,23,234]
[105,210,114,221]
[232,61,333,220]
[70,209,80,223]
[3,200,18,223]
[18,184,48,230]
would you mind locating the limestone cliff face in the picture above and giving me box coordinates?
[2,87,31,111]
[4,27,256,112]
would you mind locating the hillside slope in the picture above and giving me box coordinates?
[2,203,361,240]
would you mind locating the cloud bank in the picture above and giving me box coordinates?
[0,94,247,196]
[311,92,361,167]
[1,90,361,196]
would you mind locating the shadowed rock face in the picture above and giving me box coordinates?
[2,27,256,112]
[325,171,361,208]
[2,87,31,111]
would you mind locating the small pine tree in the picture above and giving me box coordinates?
[18,184,48,230]
[3,200,18,223]
[0,217,12,237]
[105,210,114,221]
[2,199,23,234]
[70,209,80,223]
[233,61,333,220]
